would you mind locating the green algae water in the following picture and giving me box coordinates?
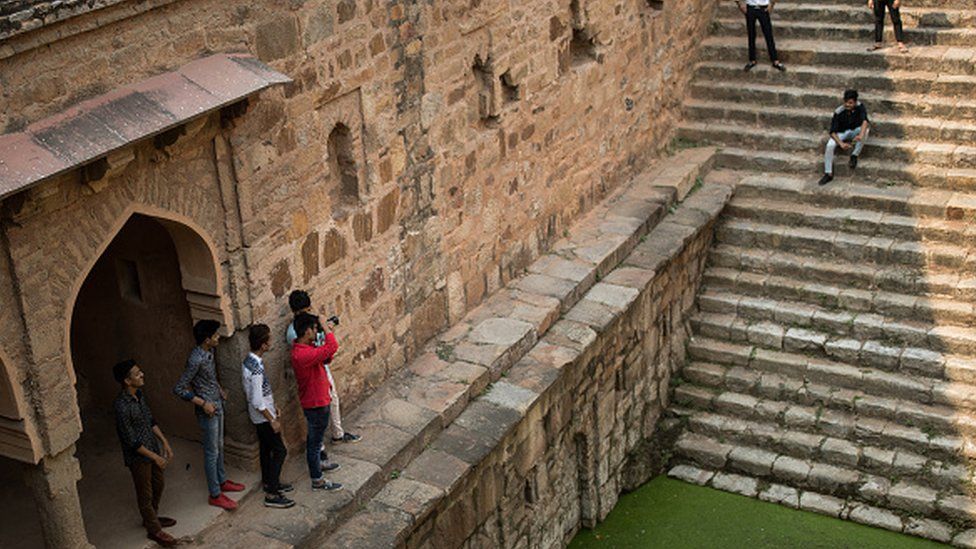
[569,476,947,549]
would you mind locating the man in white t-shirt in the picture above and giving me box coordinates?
[243,324,295,509]
[736,0,786,72]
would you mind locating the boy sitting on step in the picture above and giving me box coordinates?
[819,89,871,186]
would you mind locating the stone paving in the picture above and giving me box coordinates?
[186,147,721,547]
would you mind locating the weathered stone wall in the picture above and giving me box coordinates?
[0,0,719,460]
[400,183,732,548]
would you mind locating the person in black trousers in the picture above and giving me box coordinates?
[868,0,908,53]
[737,0,786,72]
[242,324,295,508]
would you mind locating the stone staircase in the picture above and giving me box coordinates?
[680,0,976,190]
[669,0,976,545]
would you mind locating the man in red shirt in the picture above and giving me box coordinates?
[290,313,343,491]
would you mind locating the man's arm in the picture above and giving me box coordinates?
[736,0,746,15]
[116,401,167,468]
[313,332,339,365]
[173,355,216,414]
[152,424,173,461]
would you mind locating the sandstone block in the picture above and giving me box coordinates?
[710,472,758,497]
[771,455,811,484]
[799,491,846,518]
[848,504,903,532]
[668,464,715,486]
[904,517,953,543]
[888,481,937,515]
[728,446,776,476]
[759,483,799,508]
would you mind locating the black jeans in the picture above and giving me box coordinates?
[255,421,287,493]
[873,0,904,43]
[304,406,330,480]
[746,5,778,63]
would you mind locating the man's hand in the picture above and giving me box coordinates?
[736,1,746,15]
[271,419,281,434]
[152,454,169,470]
[162,442,174,461]
[219,387,228,401]
[867,0,874,8]
[202,401,217,416]
[892,0,900,8]
[841,142,853,151]
[853,135,862,143]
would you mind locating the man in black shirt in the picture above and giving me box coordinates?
[819,89,870,186]
[113,359,177,547]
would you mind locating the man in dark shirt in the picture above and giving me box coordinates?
[819,89,871,186]
[113,359,177,547]
[173,319,245,510]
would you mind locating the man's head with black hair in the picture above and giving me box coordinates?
[289,290,312,314]
[193,319,221,347]
[113,359,143,388]
[249,324,272,352]
[843,89,859,110]
[293,312,319,344]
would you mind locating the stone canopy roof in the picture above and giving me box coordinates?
[0,53,291,200]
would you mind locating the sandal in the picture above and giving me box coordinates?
[743,61,758,72]
[898,44,909,53]
[866,43,884,51]
[772,61,786,72]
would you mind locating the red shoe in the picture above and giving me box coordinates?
[208,493,238,511]
[220,480,245,492]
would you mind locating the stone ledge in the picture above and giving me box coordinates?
[188,148,722,547]
[319,157,733,546]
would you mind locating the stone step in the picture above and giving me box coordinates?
[810,0,976,7]
[667,463,963,545]
[670,432,972,536]
[715,3,976,28]
[676,404,974,499]
[679,121,976,169]
[691,307,976,380]
[711,147,976,190]
[686,336,976,415]
[699,36,976,75]
[695,288,976,354]
[713,18,976,46]
[693,60,976,100]
[689,81,976,122]
[680,359,976,452]
[702,266,976,326]
[733,174,976,220]
[708,243,976,301]
[725,198,976,249]
[715,217,976,272]
[685,99,976,144]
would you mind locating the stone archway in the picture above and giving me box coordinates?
[64,209,233,547]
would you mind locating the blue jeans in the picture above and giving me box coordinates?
[303,407,331,481]
[824,127,867,174]
[197,408,227,497]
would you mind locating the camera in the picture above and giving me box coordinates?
[327,315,340,326]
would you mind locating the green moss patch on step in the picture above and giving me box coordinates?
[569,476,946,549]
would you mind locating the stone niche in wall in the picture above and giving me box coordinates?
[315,88,368,221]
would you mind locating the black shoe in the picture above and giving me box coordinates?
[321,461,341,472]
[264,493,296,508]
[743,61,757,72]
[818,173,833,186]
[311,479,343,491]
[849,155,858,170]
[320,449,328,461]
[332,433,362,443]
[772,61,786,72]
[264,482,294,494]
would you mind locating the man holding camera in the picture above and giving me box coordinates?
[286,290,361,447]
[291,312,343,491]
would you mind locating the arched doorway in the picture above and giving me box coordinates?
[67,212,232,547]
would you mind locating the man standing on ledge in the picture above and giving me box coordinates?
[819,89,871,186]
[113,359,177,547]
[291,312,344,492]
[736,0,787,72]
[174,319,246,510]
